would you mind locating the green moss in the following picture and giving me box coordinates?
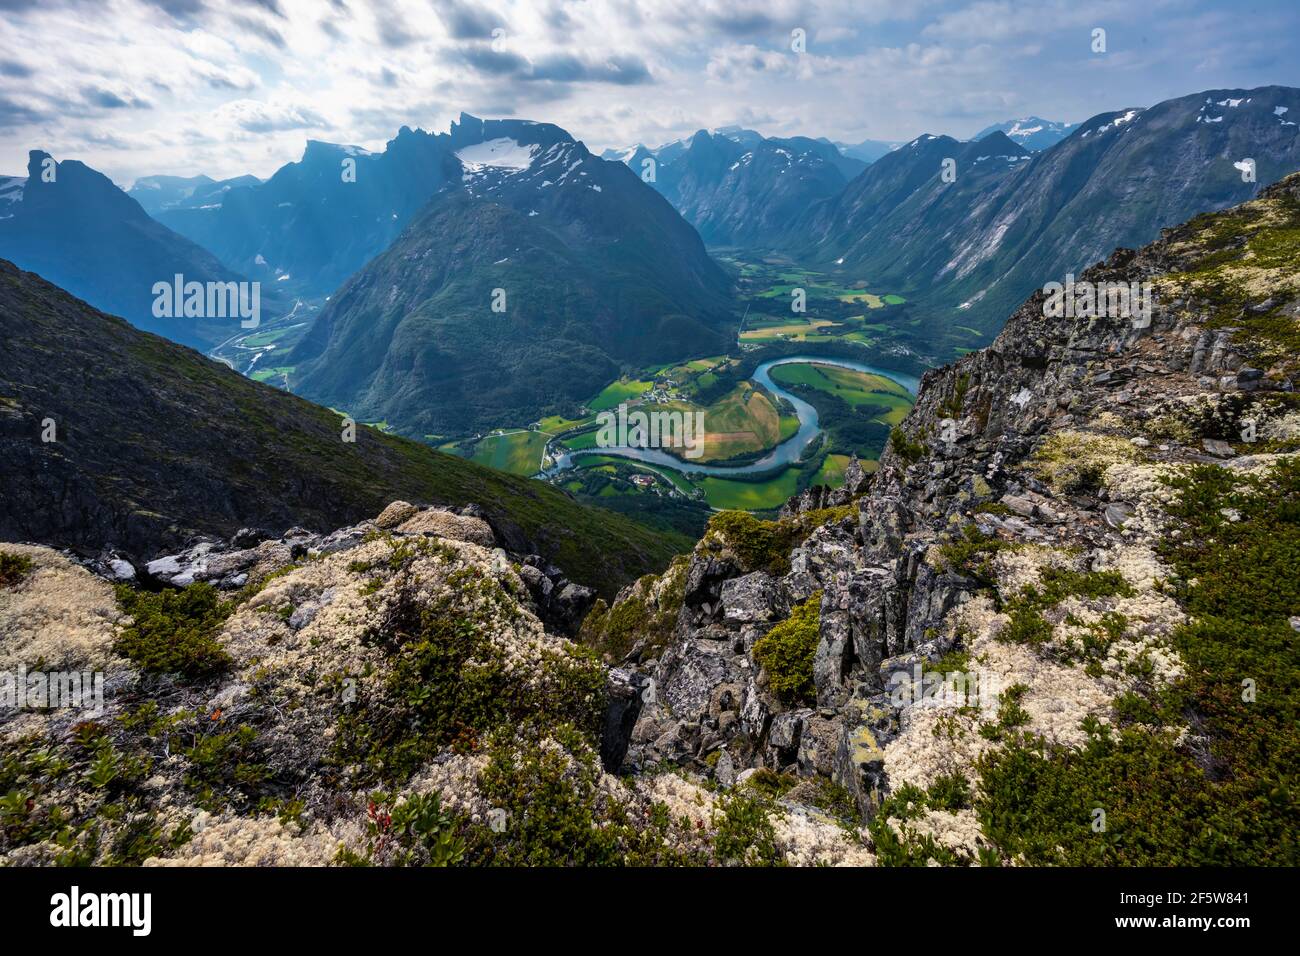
[706,510,794,575]
[113,583,232,680]
[753,592,822,704]
[0,550,33,589]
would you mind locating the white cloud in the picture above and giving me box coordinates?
[0,0,1294,182]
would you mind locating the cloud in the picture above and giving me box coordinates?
[213,98,329,132]
[81,86,153,110]
[0,0,1296,181]
[430,0,502,39]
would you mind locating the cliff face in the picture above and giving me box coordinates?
[596,173,1300,864]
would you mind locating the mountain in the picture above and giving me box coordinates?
[0,257,689,596]
[783,86,1300,354]
[0,151,268,350]
[153,129,465,296]
[288,116,735,436]
[593,170,1300,864]
[609,127,868,246]
[835,137,905,163]
[128,173,262,216]
[971,116,1075,151]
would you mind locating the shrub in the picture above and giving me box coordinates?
[0,551,34,589]
[753,592,822,704]
[114,583,232,680]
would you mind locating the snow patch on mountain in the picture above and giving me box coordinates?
[455,138,538,171]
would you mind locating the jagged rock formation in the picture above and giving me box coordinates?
[0,502,867,866]
[600,173,1300,864]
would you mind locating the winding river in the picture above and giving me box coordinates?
[545,355,920,479]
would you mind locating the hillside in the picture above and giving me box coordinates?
[0,152,267,350]
[0,259,689,596]
[586,171,1300,863]
[289,118,736,436]
[786,86,1300,357]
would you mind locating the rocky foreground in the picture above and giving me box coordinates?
[2,175,1298,866]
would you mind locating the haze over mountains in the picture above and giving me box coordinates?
[0,151,265,350]
[605,126,868,246]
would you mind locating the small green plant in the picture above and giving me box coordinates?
[889,426,926,465]
[0,551,34,589]
[753,591,822,703]
[114,583,232,680]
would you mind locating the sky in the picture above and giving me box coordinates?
[1,0,1298,185]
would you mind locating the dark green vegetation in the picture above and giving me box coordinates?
[0,259,684,597]
[753,592,823,703]
[704,507,856,577]
[0,550,33,589]
[332,563,607,785]
[113,583,232,680]
[580,555,689,663]
[973,459,1299,865]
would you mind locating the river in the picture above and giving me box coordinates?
[544,355,920,479]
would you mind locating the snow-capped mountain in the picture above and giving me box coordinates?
[971,116,1075,151]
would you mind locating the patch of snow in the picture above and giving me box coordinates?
[455,137,538,171]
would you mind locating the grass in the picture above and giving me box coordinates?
[468,430,547,476]
[696,468,803,511]
[587,378,654,412]
[973,457,1300,865]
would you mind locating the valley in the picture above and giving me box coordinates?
[436,250,921,515]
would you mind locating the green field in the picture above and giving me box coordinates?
[771,362,914,425]
[469,430,547,476]
[695,467,803,510]
[588,378,654,411]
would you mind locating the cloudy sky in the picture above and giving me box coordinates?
[1,0,1298,184]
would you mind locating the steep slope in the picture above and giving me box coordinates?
[156,129,462,297]
[0,152,267,350]
[611,128,867,247]
[0,259,689,595]
[787,86,1300,355]
[289,118,735,435]
[591,172,1300,864]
